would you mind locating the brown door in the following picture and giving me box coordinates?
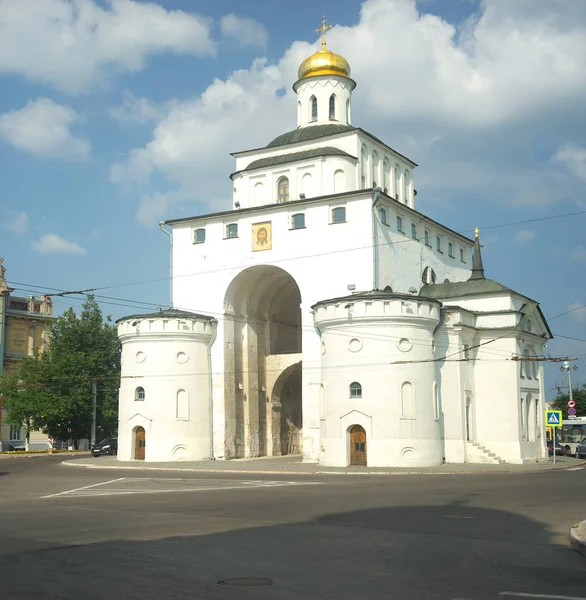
[350,425,367,466]
[135,427,146,460]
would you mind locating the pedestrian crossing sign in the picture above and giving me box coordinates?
[545,410,562,427]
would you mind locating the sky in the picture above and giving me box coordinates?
[0,0,585,397]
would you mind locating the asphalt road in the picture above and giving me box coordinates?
[0,455,585,600]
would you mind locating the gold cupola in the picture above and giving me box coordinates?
[298,16,351,81]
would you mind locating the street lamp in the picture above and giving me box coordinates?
[560,360,578,419]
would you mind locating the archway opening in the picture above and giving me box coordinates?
[224,265,302,459]
[133,426,146,460]
[349,425,367,466]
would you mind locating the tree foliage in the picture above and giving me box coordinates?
[551,383,586,419]
[0,296,120,442]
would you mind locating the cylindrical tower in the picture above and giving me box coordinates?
[312,291,443,468]
[293,34,355,128]
[117,309,216,462]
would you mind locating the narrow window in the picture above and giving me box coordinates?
[135,386,145,401]
[394,165,401,200]
[291,213,305,229]
[346,98,350,123]
[448,242,454,257]
[401,382,414,418]
[464,344,470,359]
[383,159,390,193]
[436,236,442,252]
[411,223,417,239]
[397,216,404,233]
[193,228,206,244]
[226,223,238,238]
[310,96,317,122]
[460,248,465,262]
[329,94,336,120]
[349,382,362,398]
[379,207,387,225]
[523,349,531,379]
[176,389,189,420]
[433,382,440,419]
[277,176,289,203]
[371,151,379,188]
[404,171,410,204]
[424,230,430,246]
[332,206,346,223]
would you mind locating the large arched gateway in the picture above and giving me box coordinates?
[223,266,302,458]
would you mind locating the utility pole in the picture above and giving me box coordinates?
[91,379,97,449]
[560,359,578,419]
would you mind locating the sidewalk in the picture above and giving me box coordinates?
[62,454,585,476]
[570,520,586,557]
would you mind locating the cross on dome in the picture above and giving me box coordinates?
[315,15,333,50]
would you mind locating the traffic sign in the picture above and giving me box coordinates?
[568,407,577,416]
[568,400,576,408]
[545,410,562,427]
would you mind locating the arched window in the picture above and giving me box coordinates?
[394,165,401,200]
[301,172,312,198]
[371,151,379,188]
[254,181,264,205]
[329,94,336,120]
[349,382,362,398]
[297,100,301,123]
[334,169,346,193]
[134,386,145,401]
[401,382,414,418]
[404,171,410,204]
[346,98,350,123]
[361,145,368,189]
[383,158,390,193]
[422,267,437,284]
[378,207,387,225]
[433,382,439,419]
[310,96,317,122]
[522,348,530,378]
[277,176,289,203]
[176,389,189,420]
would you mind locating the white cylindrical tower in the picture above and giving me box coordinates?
[312,291,443,468]
[293,38,355,128]
[117,309,216,462]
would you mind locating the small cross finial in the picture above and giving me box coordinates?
[474,227,480,239]
[315,15,333,50]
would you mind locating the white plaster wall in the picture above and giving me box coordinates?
[314,297,443,467]
[117,316,214,462]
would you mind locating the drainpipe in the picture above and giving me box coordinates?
[371,187,382,290]
[159,222,173,309]
[207,322,218,459]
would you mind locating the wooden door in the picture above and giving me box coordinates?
[350,425,367,466]
[135,427,145,460]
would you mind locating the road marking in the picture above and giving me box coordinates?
[40,477,127,499]
[41,478,321,499]
[500,592,586,600]
[565,467,584,471]
[442,515,476,519]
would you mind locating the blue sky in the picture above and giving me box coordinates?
[1,0,585,396]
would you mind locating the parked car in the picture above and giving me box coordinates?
[575,439,586,459]
[547,440,569,456]
[91,438,118,457]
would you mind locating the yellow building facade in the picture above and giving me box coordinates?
[0,257,54,450]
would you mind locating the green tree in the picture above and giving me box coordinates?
[551,383,586,419]
[0,296,121,445]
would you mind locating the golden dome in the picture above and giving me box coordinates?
[298,49,351,80]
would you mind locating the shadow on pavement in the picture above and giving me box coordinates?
[0,502,585,600]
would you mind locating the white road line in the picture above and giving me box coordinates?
[500,592,586,600]
[42,480,321,499]
[40,477,127,499]
[565,467,584,471]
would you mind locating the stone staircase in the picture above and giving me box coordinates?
[467,441,506,464]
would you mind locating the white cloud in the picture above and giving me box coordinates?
[0,98,90,159]
[553,144,586,182]
[31,234,86,255]
[109,91,167,125]
[571,245,586,263]
[514,230,535,244]
[5,211,29,234]
[567,302,586,324]
[111,0,586,224]
[219,14,268,47]
[0,0,215,94]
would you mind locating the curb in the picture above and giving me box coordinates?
[0,452,90,460]
[570,520,586,557]
[61,459,584,477]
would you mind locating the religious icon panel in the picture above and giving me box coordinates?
[252,221,272,251]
